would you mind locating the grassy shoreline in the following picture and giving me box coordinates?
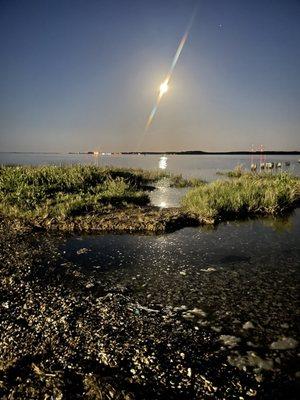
[182,172,300,223]
[0,165,299,232]
[0,165,202,233]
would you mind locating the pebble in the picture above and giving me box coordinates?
[200,267,216,272]
[246,389,257,397]
[228,351,274,371]
[219,335,241,348]
[242,321,255,330]
[189,308,207,318]
[280,323,289,329]
[76,248,90,255]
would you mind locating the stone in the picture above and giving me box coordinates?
[270,337,298,350]
[242,321,255,330]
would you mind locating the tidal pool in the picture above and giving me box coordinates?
[62,209,300,322]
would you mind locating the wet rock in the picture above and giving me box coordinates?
[246,388,257,396]
[280,323,289,329]
[228,351,274,371]
[199,375,217,393]
[219,335,241,348]
[173,305,187,312]
[2,301,9,309]
[133,304,159,314]
[270,337,298,350]
[242,321,255,330]
[182,312,194,321]
[188,308,207,318]
[200,267,216,272]
[76,247,90,255]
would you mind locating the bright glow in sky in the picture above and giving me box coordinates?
[159,81,169,97]
[0,0,299,152]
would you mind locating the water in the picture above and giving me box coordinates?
[62,210,300,309]
[1,153,299,181]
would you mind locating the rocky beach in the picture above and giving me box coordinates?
[0,211,299,399]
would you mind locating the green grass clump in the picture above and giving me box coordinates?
[168,174,205,188]
[216,164,245,178]
[0,165,156,222]
[0,165,209,232]
[182,173,300,223]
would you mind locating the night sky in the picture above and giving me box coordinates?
[0,0,299,152]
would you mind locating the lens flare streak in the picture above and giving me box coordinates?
[144,32,188,133]
[142,4,198,140]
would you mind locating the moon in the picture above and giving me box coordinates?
[159,81,169,96]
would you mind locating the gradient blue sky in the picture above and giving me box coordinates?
[0,0,299,152]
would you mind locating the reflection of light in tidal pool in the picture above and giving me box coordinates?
[159,156,168,170]
[154,185,169,209]
[150,174,189,209]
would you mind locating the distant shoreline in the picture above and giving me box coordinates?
[122,150,300,156]
[1,150,300,155]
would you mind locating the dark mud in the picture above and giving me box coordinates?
[1,205,201,235]
[0,212,299,399]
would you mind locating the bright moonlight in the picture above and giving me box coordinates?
[159,80,169,96]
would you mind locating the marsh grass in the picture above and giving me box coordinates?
[182,173,300,223]
[169,174,205,188]
[2,166,298,231]
[0,165,159,219]
[0,165,198,229]
[216,164,245,178]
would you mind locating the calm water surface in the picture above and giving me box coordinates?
[62,210,300,308]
